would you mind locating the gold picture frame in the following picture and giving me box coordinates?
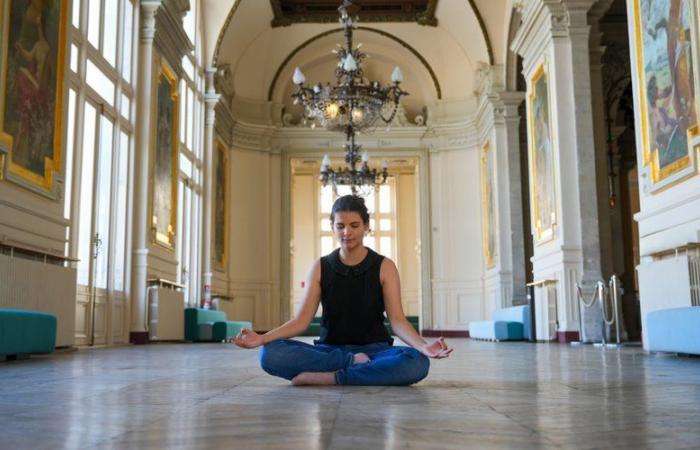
[149,61,179,249]
[480,142,495,269]
[528,64,557,243]
[0,0,68,196]
[632,0,700,188]
[214,139,228,269]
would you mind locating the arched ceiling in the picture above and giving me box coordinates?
[202,0,512,123]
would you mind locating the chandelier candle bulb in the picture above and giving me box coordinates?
[343,54,358,72]
[292,67,305,85]
[391,67,403,83]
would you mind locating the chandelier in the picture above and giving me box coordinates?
[291,0,408,195]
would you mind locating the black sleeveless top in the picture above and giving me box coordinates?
[316,248,393,346]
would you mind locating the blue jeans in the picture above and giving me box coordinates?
[259,339,430,386]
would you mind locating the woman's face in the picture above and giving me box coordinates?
[332,211,368,251]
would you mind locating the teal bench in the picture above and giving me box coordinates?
[301,315,419,336]
[0,309,57,359]
[184,308,252,342]
[469,305,531,341]
[646,307,700,355]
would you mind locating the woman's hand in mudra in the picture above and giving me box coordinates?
[421,337,453,359]
[228,328,264,349]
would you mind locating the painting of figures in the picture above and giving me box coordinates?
[214,141,227,268]
[151,63,178,248]
[0,0,67,193]
[529,65,557,242]
[634,0,698,184]
[480,143,495,268]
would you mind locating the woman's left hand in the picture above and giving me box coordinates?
[421,337,453,359]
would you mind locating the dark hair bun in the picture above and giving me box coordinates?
[330,194,370,224]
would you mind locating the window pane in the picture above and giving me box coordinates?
[87,0,101,49]
[364,236,376,251]
[380,219,391,231]
[122,0,134,82]
[369,218,375,231]
[321,236,334,256]
[380,237,392,257]
[379,185,391,213]
[321,219,331,232]
[70,44,79,73]
[180,153,193,178]
[120,94,130,120]
[64,90,77,220]
[187,87,194,150]
[72,0,81,28]
[321,185,333,213]
[177,180,185,285]
[94,116,114,290]
[182,56,195,81]
[77,103,97,286]
[183,1,196,45]
[113,131,129,291]
[103,0,118,66]
[86,59,115,106]
[179,81,186,143]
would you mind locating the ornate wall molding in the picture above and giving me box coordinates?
[154,0,193,77]
[269,0,439,27]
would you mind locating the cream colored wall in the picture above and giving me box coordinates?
[227,147,281,331]
[429,147,484,331]
[396,172,421,316]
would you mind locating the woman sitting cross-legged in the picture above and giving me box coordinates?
[231,194,452,386]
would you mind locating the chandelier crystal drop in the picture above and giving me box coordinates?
[291,0,408,195]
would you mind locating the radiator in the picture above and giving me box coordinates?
[690,255,700,307]
[534,282,558,341]
[0,253,77,347]
[148,286,185,340]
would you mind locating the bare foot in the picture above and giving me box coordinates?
[291,372,336,386]
[353,352,370,364]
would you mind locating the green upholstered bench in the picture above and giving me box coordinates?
[0,309,57,359]
[184,308,252,342]
[301,315,419,336]
[212,320,253,342]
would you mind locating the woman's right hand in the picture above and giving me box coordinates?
[229,328,265,349]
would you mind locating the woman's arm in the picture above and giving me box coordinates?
[232,259,322,348]
[381,258,452,358]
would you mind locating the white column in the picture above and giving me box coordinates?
[200,67,220,308]
[129,1,160,343]
[500,93,528,305]
[478,76,527,313]
[512,0,605,342]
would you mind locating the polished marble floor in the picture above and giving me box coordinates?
[1,338,700,449]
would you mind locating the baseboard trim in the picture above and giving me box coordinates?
[129,332,149,345]
[421,329,469,338]
[557,331,580,343]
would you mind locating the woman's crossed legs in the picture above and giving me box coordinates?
[259,339,429,386]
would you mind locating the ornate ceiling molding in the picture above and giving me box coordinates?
[212,1,493,67]
[269,0,438,27]
[267,26,442,101]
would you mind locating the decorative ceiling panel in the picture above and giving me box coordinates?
[271,0,438,27]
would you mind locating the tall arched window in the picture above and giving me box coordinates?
[65,0,136,345]
[176,0,205,306]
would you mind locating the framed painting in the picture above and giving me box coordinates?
[214,139,228,269]
[632,0,700,189]
[0,0,68,196]
[150,61,178,249]
[528,64,557,243]
[480,142,495,269]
